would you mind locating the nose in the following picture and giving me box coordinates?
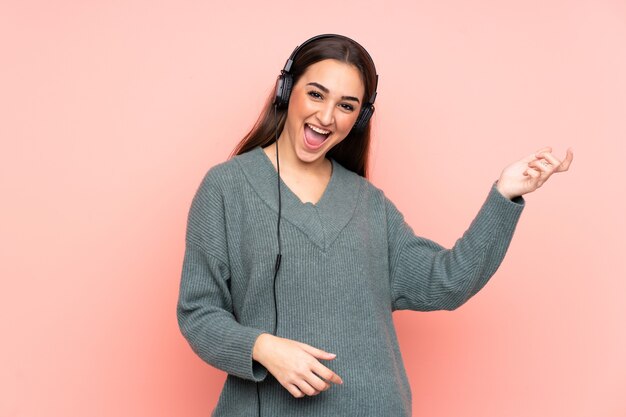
[316,101,335,127]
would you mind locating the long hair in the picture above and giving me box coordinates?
[229,35,377,177]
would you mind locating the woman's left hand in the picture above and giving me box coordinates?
[495,146,574,200]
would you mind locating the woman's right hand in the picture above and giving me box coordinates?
[252,333,343,398]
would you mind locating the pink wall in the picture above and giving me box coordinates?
[1,0,624,416]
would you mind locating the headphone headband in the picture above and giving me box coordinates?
[273,34,379,131]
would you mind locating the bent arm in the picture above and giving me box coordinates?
[176,171,268,381]
[177,244,268,381]
[389,181,525,311]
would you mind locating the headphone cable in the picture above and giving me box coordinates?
[256,104,283,417]
[274,104,283,291]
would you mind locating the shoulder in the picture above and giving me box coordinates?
[195,150,255,196]
[331,158,391,211]
[203,154,245,183]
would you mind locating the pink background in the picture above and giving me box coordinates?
[1,0,625,416]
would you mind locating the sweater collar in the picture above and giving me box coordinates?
[235,146,362,251]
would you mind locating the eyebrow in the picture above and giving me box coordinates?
[306,82,361,103]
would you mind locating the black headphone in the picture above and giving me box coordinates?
[272,34,379,132]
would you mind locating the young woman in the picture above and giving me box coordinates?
[177,34,573,417]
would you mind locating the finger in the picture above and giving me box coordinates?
[536,152,561,167]
[521,146,552,164]
[286,383,305,398]
[526,167,543,187]
[295,379,320,396]
[555,148,574,172]
[528,158,554,175]
[307,370,332,392]
[300,343,337,360]
[526,167,541,179]
[312,362,343,385]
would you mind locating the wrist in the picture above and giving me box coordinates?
[252,333,273,362]
[495,180,515,200]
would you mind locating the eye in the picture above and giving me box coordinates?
[340,103,355,112]
[307,90,323,100]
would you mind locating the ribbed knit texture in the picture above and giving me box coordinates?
[177,146,525,416]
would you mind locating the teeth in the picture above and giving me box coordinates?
[307,123,331,135]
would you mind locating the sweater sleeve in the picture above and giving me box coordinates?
[388,181,525,312]
[176,171,268,382]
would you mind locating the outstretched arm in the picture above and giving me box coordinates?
[389,146,573,312]
[389,181,525,312]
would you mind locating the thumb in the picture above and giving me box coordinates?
[521,146,551,163]
[300,343,337,360]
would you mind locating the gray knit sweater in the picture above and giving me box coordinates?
[177,146,525,416]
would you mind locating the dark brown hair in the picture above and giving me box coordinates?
[229,35,377,177]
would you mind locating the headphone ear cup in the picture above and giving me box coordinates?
[273,73,293,109]
[353,104,375,131]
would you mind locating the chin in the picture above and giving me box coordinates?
[295,147,327,164]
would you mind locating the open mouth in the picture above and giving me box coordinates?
[304,123,332,148]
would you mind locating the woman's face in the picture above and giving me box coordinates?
[281,58,365,165]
